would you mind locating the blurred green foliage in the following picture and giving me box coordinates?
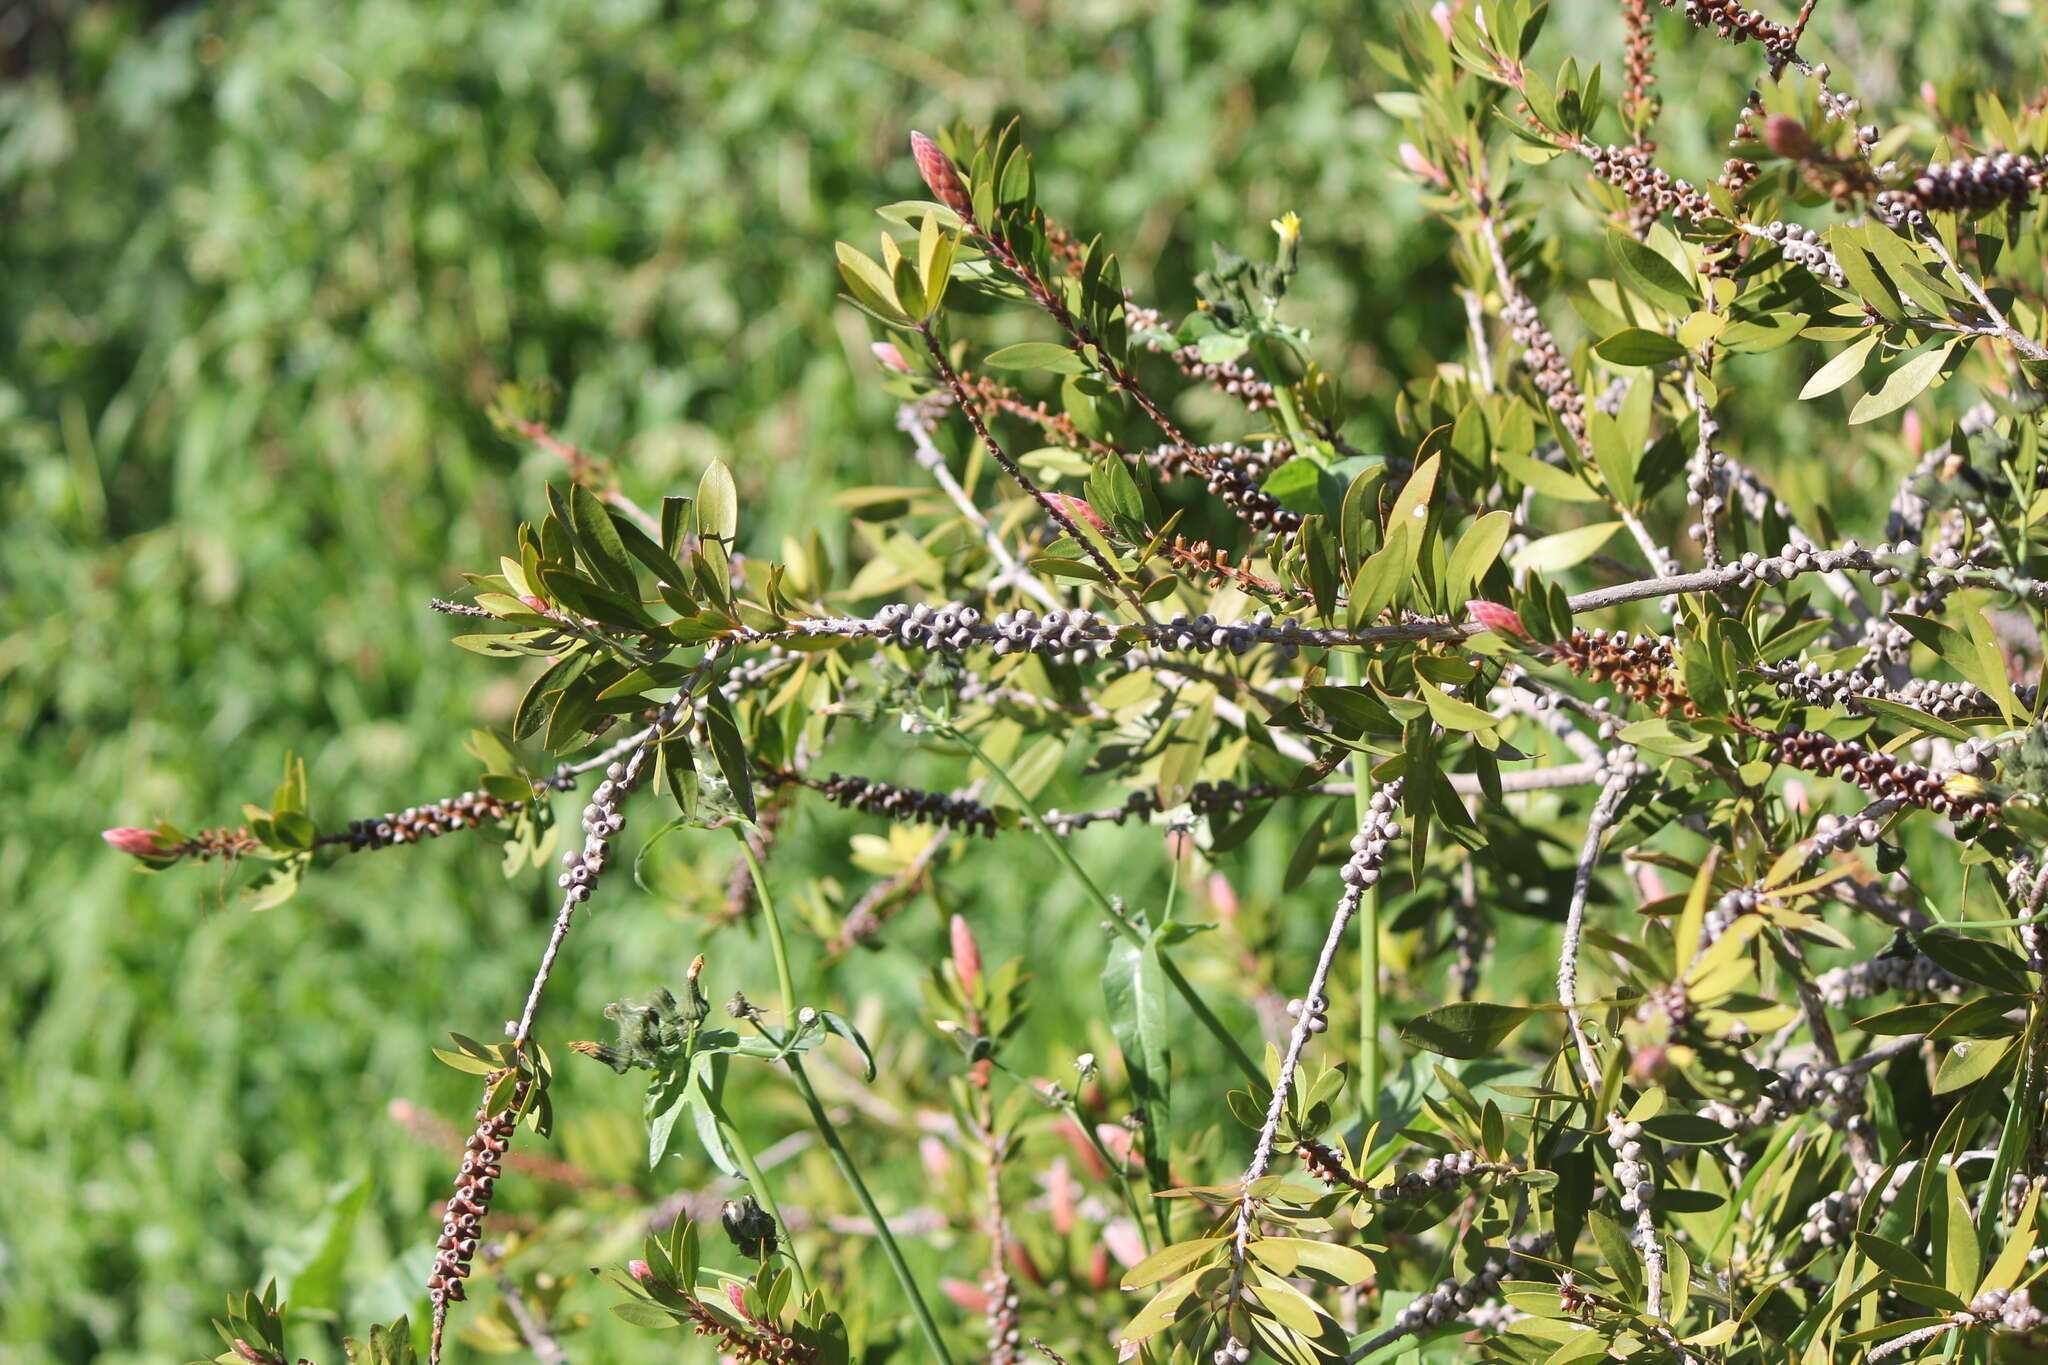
[9,0,2048,1361]
[1,3,1450,1360]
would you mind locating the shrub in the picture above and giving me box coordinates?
[102,2,2048,1362]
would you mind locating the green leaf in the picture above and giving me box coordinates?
[569,484,640,596]
[1101,936,1173,1216]
[1799,333,1879,400]
[1608,230,1695,313]
[983,341,1090,375]
[1827,228,1906,322]
[703,691,756,821]
[1935,1165,1982,1293]
[697,460,739,548]
[1120,1237,1226,1291]
[834,243,910,325]
[1849,344,1953,425]
[1933,1036,2013,1094]
[1419,679,1497,733]
[1594,328,1687,366]
[1402,1002,1536,1058]
[817,1011,877,1083]
[1510,521,1621,574]
[611,1300,681,1329]
[1587,411,1639,507]
[1446,511,1513,603]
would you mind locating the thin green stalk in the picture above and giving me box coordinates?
[738,835,958,1365]
[945,723,1263,1088]
[699,1087,811,1300]
[1248,335,1312,456]
[784,1055,956,1365]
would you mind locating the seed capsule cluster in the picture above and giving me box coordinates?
[1167,347,1276,412]
[1877,153,2044,218]
[1753,221,1847,287]
[1299,1143,1519,1201]
[1161,534,1302,601]
[1550,629,1698,718]
[1502,291,1588,451]
[340,776,572,852]
[788,770,998,838]
[833,603,1355,661]
[1390,1249,1521,1336]
[1576,140,1715,222]
[1762,727,2000,825]
[1758,660,2015,720]
[427,1078,527,1307]
[1041,779,1288,834]
[1662,0,1798,55]
[1610,1118,1656,1218]
[1814,952,1961,1007]
[1969,1288,2046,1333]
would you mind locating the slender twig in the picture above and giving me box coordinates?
[1227,784,1402,1321]
[1559,754,1644,1090]
[899,402,1062,610]
[916,323,1153,621]
[485,1249,570,1365]
[944,724,1264,1087]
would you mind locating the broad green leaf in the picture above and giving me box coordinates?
[1446,510,1513,603]
[1799,333,1879,400]
[1510,521,1621,574]
[983,341,1090,374]
[1849,343,1954,425]
[1121,1237,1226,1291]
[1402,1002,1536,1058]
[1608,230,1694,312]
[1594,328,1687,366]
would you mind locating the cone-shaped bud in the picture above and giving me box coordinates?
[950,913,984,996]
[910,131,973,220]
[1761,115,1814,161]
[103,827,171,859]
[1465,600,1528,639]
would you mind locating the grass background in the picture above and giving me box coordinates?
[5,1,2043,1360]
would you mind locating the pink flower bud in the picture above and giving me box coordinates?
[1921,82,1941,114]
[628,1259,653,1284]
[1095,1123,1134,1167]
[725,1283,749,1315]
[1102,1218,1146,1268]
[920,1135,954,1183]
[1048,1156,1076,1235]
[1465,600,1528,639]
[1089,1243,1111,1290]
[519,594,549,615]
[1009,1240,1046,1288]
[1046,493,1106,533]
[1761,115,1814,161]
[1206,872,1239,922]
[950,914,983,996]
[1398,142,1447,187]
[1903,409,1924,458]
[910,131,973,220]
[103,827,169,858]
[1431,2,1456,39]
[1058,1119,1110,1181]
[940,1278,990,1313]
[871,341,912,373]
